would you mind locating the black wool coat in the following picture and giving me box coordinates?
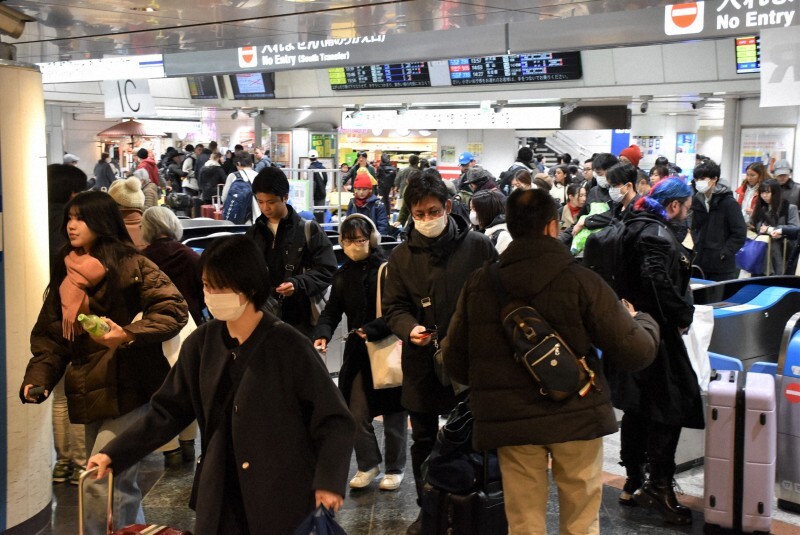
[313,254,403,417]
[382,215,498,414]
[691,184,747,275]
[612,211,705,429]
[102,314,355,535]
[443,236,659,450]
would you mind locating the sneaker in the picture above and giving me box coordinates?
[349,466,381,489]
[69,464,85,486]
[52,460,71,483]
[379,472,404,491]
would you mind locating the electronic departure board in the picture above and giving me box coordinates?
[187,76,219,100]
[329,63,431,90]
[735,36,760,74]
[448,52,582,85]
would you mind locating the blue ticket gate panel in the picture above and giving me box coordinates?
[776,313,800,512]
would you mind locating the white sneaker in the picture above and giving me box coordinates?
[349,466,381,489]
[379,472,404,491]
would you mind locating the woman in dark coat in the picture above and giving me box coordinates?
[141,206,205,325]
[87,236,355,535]
[611,178,702,526]
[313,214,407,491]
[92,152,117,191]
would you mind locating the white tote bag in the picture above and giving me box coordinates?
[365,262,403,389]
[682,304,714,392]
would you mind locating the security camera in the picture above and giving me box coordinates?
[0,4,35,39]
[231,110,239,120]
[640,102,649,113]
[692,100,706,110]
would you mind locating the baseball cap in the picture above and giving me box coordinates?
[458,152,474,166]
[774,159,792,176]
[308,150,318,159]
[63,153,80,164]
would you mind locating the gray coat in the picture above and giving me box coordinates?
[102,314,355,535]
[382,215,497,413]
[443,237,659,450]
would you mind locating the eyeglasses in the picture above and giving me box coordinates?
[341,238,369,246]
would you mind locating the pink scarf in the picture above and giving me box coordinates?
[59,251,106,340]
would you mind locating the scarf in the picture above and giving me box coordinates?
[354,196,368,208]
[568,203,581,220]
[59,251,107,340]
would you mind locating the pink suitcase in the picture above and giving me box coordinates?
[704,371,776,534]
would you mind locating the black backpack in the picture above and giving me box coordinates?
[583,218,627,295]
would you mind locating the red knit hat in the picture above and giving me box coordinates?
[619,145,643,168]
[353,169,373,189]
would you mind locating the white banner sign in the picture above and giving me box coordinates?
[103,79,156,118]
[39,55,164,84]
[760,27,800,108]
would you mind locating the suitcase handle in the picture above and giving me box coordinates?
[78,467,114,535]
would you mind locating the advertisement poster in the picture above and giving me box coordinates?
[270,132,291,167]
[466,143,484,163]
[440,145,456,163]
[288,179,310,212]
[739,127,795,179]
[675,133,697,181]
[310,133,336,158]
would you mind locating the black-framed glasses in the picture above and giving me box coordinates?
[341,238,369,246]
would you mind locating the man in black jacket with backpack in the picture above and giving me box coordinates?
[245,167,337,336]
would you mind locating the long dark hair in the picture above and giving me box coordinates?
[753,179,783,227]
[340,215,385,261]
[47,191,136,299]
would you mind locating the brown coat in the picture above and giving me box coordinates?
[443,236,659,450]
[23,254,188,423]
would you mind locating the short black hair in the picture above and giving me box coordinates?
[404,168,448,208]
[48,164,88,203]
[358,151,368,158]
[208,141,218,151]
[408,154,420,167]
[592,153,619,172]
[517,147,533,162]
[694,160,721,181]
[606,162,638,187]
[199,236,271,310]
[471,190,505,229]
[253,166,290,198]
[234,144,244,151]
[234,150,253,168]
[184,144,195,153]
[506,188,558,240]
[655,156,669,167]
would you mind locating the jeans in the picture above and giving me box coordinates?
[83,404,149,535]
[349,372,407,473]
[52,377,85,466]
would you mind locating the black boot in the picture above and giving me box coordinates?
[619,464,645,506]
[633,477,692,525]
[180,439,196,463]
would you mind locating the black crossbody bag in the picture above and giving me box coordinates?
[487,263,597,402]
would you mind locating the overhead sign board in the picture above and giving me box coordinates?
[760,26,800,107]
[103,79,156,118]
[39,55,164,84]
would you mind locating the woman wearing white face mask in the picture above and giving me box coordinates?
[86,236,356,535]
[313,214,408,492]
[470,190,512,254]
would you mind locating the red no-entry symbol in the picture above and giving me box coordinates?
[785,383,800,404]
[238,46,257,68]
[671,3,699,28]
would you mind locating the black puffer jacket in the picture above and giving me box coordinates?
[691,184,747,276]
[383,215,498,413]
[198,162,227,202]
[443,236,658,450]
[611,211,704,428]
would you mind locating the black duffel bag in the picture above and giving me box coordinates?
[165,192,193,210]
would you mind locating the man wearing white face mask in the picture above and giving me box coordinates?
[382,170,498,535]
[690,159,746,282]
[572,153,620,237]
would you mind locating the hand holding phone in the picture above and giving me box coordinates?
[25,385,47,403]
[419,328,437,335]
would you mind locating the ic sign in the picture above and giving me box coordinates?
[103,79,156,118]
[665,2,705,35]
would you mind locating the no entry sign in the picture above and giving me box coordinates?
[785,383,800,404]
[665,2,705,35]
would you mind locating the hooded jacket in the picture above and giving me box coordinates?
[382,214,498,413]
[443,236,658,449]
[199,159,227,202]
[346,194,388,235]
[691,183,747,275]
[136,157,159,187]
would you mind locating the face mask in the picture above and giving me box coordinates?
[595,174,608,188]
[469,210,480,227]
[695,179,711,194]
[204,291,247,322]
[414,212,448,239]
[343,241,370,262]
[609,186,624,203]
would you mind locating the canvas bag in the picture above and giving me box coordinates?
[365,262,403,389]
[682,304,714,392]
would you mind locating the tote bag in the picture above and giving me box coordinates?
[365,262,403,389]
[735,236,769,274]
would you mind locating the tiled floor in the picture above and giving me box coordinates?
[41,423,800,534]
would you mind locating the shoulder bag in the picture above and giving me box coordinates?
[365,262,403,389]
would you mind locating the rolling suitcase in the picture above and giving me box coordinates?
[79,467,192,535]
[704,371,776,534]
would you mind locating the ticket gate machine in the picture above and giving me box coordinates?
[775,312,800,512]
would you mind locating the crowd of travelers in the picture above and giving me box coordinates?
[24,145,795,534]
